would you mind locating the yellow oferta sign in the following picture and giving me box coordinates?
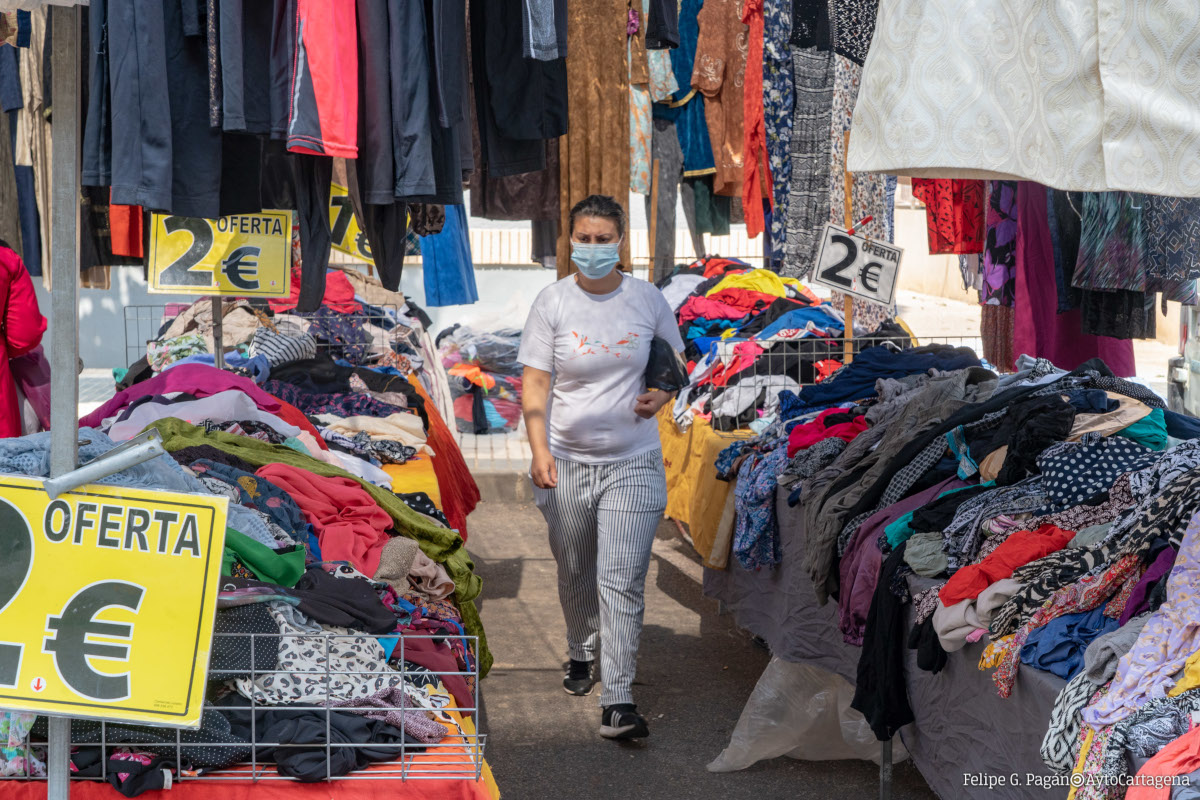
[148,211,292,297]
[0,476,227,728]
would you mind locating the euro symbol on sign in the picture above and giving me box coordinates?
[355,231,373,260]
[43,582,144,701]
[222,246,262,290]
[860,261,883,294]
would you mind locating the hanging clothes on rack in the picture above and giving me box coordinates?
[0,39,39,276]
[282,0,357,158]
[218,0,273,135]
[471,0,566,181]
[1012,182,1135,375]
[691,0,747,199]
[762,0,792,261]
[521,0,568,60]
[13,7,47,277]
[740,0,772,239]
[468,0,566,268]
[557,0,630,274]
[911,179,986,255]
[648,0,714,268]
[824,51,896,330]
[630,0,652,196]
[782,1,831,275]
[420,205,478,308]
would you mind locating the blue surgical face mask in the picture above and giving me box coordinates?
[571,240,621,279]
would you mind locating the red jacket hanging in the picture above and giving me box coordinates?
[911,179,985,255]
[741,0,772,238]
[286,0,358,157]
[0,245,47,438]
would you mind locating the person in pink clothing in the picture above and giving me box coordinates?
[0,241,46,439]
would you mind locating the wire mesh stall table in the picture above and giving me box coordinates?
[123,305,405,372]
[3,630,489,791]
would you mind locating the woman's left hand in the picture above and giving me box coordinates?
[634,390,672,419]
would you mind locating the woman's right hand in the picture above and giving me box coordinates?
[531,451,558,489]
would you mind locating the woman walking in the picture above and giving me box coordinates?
[518,195,685,741]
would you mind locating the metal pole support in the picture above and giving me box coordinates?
[879,738,894,800]
[48,6,83,800]
[212,296,225,370]
[42,430,167,499]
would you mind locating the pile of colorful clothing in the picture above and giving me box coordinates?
[713,343,1200,795]
[1,269,489,789]
[657,257,908,432]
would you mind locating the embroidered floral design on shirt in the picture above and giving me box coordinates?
[569,331,642,359]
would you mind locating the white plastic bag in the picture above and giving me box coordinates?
[707,657,909,772]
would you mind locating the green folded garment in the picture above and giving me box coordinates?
[221,528,306,587]
[148,417,491,677]
[1117,408,1167,452]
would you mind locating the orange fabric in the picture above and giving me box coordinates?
[701,258,748,279]
[1126,725,1200,800]
[6,777,493,800]
[939,524,1075,606]
[449,363,496,391]
[5,717,498,800]
[108,198,144,258]
[409,376,480,540]
[739,0,772,238]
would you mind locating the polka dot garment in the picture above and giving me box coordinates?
[1035,433,1159,516]
[209,603,281,683]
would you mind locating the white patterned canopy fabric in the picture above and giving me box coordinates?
[848,0,1200,195]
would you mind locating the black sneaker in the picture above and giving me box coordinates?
[599,704,649,740]
[563,659,596,696]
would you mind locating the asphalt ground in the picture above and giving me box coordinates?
[470,499,938,800]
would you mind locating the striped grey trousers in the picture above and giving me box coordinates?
[533,449,667,707]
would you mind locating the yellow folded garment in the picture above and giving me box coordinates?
[1169,646,1200,697]
[384,459,442,507]
[705,269,789,298]
[658,412,753,568]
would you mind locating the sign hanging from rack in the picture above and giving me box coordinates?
[148,211,292,297]
[329,183,377,264]
[810,223,903,307]
[0,476,227,728]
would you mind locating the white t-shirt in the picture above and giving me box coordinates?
[518,274,686,464]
